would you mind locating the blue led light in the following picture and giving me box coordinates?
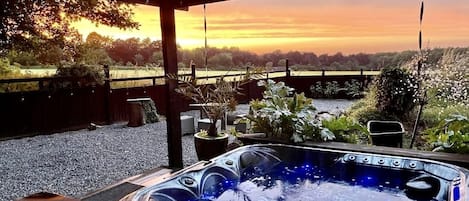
[453,186,460,201]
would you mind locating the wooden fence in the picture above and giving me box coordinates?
[0,64,375,139]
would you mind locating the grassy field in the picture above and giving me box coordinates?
[17,67,380,88]
[20,68,380,78]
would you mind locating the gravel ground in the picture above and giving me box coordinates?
[0,99,354,201]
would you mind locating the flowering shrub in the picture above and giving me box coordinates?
[375,68,418,118]
[429,49,468,106]
[409,49,468,107]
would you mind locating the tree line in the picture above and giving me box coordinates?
[7,31,469,71]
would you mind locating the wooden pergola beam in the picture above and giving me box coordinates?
[117,0,226,168]
[120,0,225,8]
[159,1,183,168]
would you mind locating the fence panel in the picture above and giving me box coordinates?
[0,72,375,139]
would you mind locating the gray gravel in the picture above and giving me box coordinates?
[0,99,354,201]
[0,121,197,201]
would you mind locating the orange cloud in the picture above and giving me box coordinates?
[72,0,469,54]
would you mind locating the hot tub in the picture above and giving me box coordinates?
[122,144,469,201]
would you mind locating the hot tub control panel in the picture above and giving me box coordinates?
[342,153,466,201]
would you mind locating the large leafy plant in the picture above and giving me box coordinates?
[248,80,334,143]
[424,114,469,154]
[322,116,371,144]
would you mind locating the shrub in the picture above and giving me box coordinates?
[248,80,334,143]
[421,105,469,128]
[309,81,323,97]
[0,59,38,92]
[424,114,469,154]
[324,81,341,98]
[347,85,399,124]
[375,68,418,118]
[322,116,371,144]
[49,64,105,89]
[344,79,362,98]
[7,50,39,66]
[0,58,16,76]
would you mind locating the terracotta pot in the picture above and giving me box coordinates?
[194,132,229,161]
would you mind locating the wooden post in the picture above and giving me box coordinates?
[321,69,325,77]
[285,59,290,78]
[103,64,112,124]
[160,2,183,168]
[191,62,196,80]
[38,80,44,90]
[360,68,364,76]
[246,66,251,100]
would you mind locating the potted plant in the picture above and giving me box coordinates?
[234,117,250,133]
[172,74,253,160]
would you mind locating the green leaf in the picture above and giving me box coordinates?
[320,128,336,141]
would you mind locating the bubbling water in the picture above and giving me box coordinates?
[199,162,414,201]
[213,179,412,201]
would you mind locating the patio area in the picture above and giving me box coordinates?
[0,100,354,201]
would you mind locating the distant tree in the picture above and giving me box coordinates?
[134,53,144,66]
[107,38,140,64]
[151,51,164,66]
[208,53,234,69]
[303,52,319,66]
[350,53,370,66]
[277,59,287,67]
[7,50,38,66]
[318,54,330,67]
[178,62,187,69]
[330,61,343,70]
[331,52,346,64]
[36,46,63,65]
[0,0,138,56]
[263,50,283,67]
[139,39,161,63]
[78,48,113,65]
[85,32,113,49]
[286,51,302,65]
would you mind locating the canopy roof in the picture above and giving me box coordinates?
[119,0,226,8]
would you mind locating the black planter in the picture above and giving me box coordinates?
[367,120,404,148]
[194,132,229,161]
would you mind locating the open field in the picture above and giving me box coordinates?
[19,68,380,78]
[15,68,379,89]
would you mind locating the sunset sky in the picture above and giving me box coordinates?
[72,0,469,54]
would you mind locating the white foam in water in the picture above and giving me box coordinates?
[214,179,412,201]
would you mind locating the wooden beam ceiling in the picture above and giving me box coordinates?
[119,0,226,8]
